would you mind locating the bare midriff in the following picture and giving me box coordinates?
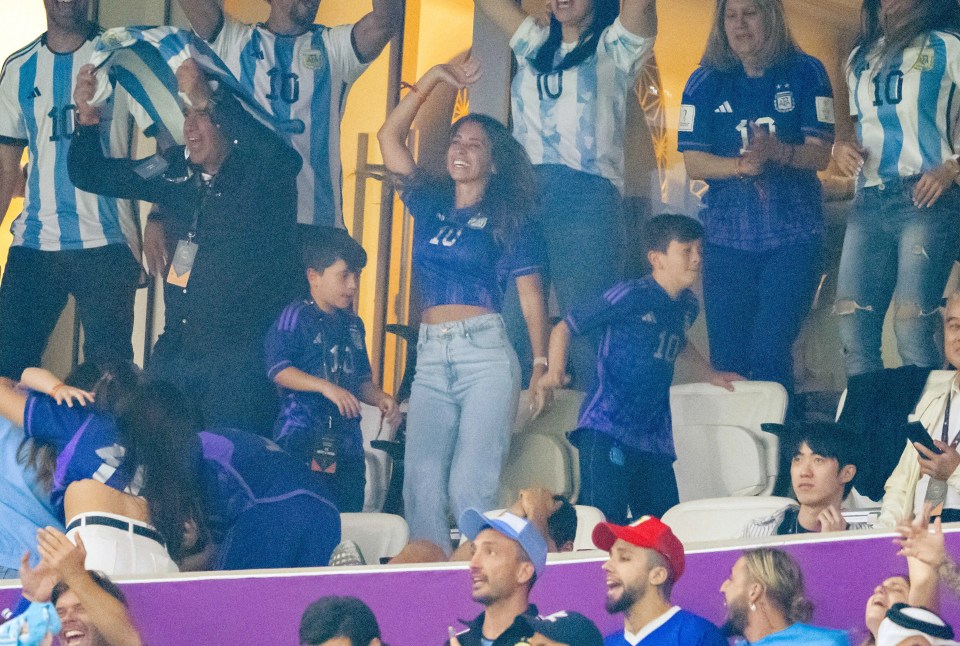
[64,479,150,525]
[421,304,493,325]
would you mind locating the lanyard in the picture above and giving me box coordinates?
[941,391,960,449]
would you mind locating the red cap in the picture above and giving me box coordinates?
[592,516,685,581]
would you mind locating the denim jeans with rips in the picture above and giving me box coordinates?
[835,179,960,376]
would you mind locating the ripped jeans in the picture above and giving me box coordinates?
[835,178,960,376]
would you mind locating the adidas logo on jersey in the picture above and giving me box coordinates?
[714,101,733,113]
[641,312,657,324]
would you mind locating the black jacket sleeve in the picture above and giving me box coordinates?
[68,124,168,204]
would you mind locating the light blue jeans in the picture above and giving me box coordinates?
[835,179,960,376]
[402,314,521,553]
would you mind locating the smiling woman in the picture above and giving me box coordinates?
[378,60,550,554]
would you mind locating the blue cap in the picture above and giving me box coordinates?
[458,509,548,579]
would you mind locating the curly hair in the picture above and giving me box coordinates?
[409,113,538,249]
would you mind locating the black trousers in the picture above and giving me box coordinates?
[0,245,140,379]
[146,332,279,436]
[573,428,680,524]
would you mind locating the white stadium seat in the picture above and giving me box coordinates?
[670,381,787,500]
[662,496,796,544]
[572,505,606,551]
[340,512,409,564]
[359,402,398,512]
[498,389,585,506]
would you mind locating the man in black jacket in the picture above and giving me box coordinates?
[447,508,548,646]
[69,58,300,433]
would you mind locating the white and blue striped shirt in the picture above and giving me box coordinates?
[848,31,960,187]
[209,17,368,228]
[0,31,141,253]
[510,17,654,193]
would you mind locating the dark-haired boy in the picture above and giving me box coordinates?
[743,423,867,536]
[265,230,399,512]
[537,214,742,524]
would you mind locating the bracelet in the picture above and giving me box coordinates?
[734,157,745,180]
[400,81,425,101]
[533,357,548,369]
[50,383,65,398]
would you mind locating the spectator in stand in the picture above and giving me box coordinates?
[593,516,726,645]
[174,0,403,229]
[678,0,834,395]
[719,548,849,645]
[0,414,62,580]
[446,509,548,646]
[378,60,550,554]
[743,423,867,537]
[896,507,960,601]
[266,228,399,512]
[475,0,658,390]
[833,0,960,377]
[876,606,957,646]
[878,292,960,527]
[378,489,576,567]
[537,214,741,523]
[11,527,143,646]
[861,575,911,646]
[0,365,191,576]
[69,57,301,434]
[0,0,144,382]
[523,612,604,646]
[299,596,385,646]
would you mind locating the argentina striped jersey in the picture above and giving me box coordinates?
[510,17,654,193]
[848,31,960,187]
[208,17,368,227]
[0,31,141,253]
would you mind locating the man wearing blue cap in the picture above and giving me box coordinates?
[446,509,548,646]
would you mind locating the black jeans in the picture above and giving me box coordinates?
[574,428,679,524]
[146,333,279,436]
[0,245,139,378]
[317,455,366,513]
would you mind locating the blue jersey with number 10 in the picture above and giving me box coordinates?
[678,53,834,252]
[566,276,698,459]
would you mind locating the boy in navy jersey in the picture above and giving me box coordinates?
[538,214,741,523]
[264,228,400,512]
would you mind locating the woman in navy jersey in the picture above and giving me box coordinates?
[833,0,960,377]
[475,0,657,390]
[678,0,834,395]
[378,60,551,553]
[0,364,201,575]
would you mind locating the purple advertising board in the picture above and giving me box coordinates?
[2,530,958,644]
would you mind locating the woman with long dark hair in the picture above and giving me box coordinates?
[833,0,960,376]
[378,60,550,552]
[0,364,204,575]
[475,0,657,389]
[678,0,834,395]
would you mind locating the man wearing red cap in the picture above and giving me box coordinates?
[593,516,726,645]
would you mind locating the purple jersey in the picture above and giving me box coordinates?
[566,276,698,459]
[678,53,835,252]
[264,301,372,461]
[199,428,338,530]
[22,394,140,520]
[400,181,546,311]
